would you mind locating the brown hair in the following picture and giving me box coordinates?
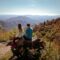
[27,24,30,27]
[18,24,22,32]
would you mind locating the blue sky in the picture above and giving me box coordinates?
[0,0,60,15]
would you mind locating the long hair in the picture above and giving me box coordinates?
[18,24,22,32]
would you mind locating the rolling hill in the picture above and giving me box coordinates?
[0,15,60,30]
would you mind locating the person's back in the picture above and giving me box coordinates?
[9,24,24,60]
[25,28,32,40]
[24,24,33,41]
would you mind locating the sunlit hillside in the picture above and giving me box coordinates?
[33,18,60,60]
[0,27,18,41]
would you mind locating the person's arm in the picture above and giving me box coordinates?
[24,28,27,36]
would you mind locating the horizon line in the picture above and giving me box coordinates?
[0,14,60,16]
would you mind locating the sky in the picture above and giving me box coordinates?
[0,0,60,15]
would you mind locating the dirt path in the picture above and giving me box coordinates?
[0,43,11,59]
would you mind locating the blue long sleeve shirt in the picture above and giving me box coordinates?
[25,28,32,39]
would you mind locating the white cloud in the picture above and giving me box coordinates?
[0,8,59,16]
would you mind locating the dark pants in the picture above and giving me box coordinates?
[23,35,32,41]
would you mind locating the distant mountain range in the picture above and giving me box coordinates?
[0,15,60,30]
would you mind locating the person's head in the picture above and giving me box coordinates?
[27,24,30,28]
[18,24,22,31]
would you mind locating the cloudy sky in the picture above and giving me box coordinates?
[0,0,60,15]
